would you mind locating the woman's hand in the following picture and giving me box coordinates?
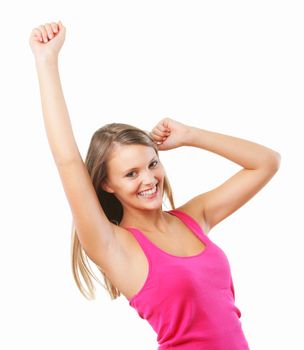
[149,117,191,151]
[29,20,66,61]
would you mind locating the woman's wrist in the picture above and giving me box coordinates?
[182,125,200,147]
[35,53,58,68]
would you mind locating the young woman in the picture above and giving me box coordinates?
[29,20,281,350]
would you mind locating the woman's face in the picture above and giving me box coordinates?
[102,144,165,210]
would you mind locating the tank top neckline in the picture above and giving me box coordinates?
[124,209,209,259]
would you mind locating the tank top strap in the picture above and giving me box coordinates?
[166,209,209,241]
[122,226,160,260]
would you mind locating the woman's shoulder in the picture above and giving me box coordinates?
[170,204,210,235]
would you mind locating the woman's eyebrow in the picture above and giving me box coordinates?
[123,156,157,173]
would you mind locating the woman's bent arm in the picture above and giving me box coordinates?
[181,126,281,231]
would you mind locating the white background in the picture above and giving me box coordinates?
[0,0,303,349]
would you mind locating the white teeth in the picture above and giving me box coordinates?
[138,184,157,196]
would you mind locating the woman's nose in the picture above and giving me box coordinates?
[141,171,156,185]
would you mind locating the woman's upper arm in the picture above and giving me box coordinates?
[56,158,118,271]
[178,157,281,232]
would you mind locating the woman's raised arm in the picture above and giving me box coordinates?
[29,21,121,274]
[30,21,80,164]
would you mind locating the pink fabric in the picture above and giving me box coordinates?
[124,209,250,349]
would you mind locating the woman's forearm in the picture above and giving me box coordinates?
[35,56,81,165]
[183,126,281,170]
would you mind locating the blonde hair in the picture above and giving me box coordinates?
[71,123,175,300]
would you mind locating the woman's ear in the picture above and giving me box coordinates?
[101,181,114,193]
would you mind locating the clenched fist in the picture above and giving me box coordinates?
[29,20,66,61]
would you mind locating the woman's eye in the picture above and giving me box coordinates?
[126,171,136,177]
[126,161,158,178]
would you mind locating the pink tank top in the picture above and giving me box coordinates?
[123,209,250,349]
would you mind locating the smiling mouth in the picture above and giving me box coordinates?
[138,183,159,197]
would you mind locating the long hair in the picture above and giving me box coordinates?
[71,123,175,300]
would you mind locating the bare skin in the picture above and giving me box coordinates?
[29,21,281,301]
